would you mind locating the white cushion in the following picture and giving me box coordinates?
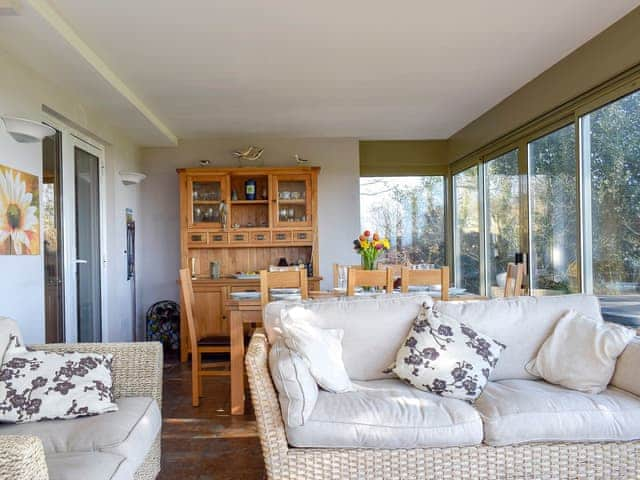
[475,379,640,446]
[435,294,602,380]
[526,311,635,393]
[269,339,318,427]
[264,293,435,381]
[286,378,483,448]
[391,303,504,401]
[0,397,161,475]
[612,337,640,397]
[46,451,131,480]
[280,311,354,393]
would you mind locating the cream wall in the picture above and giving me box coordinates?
[138,137,360,313]
[0,48,143,343]
[448,5,640,162]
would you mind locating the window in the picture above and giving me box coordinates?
[528,124,579,295]
[581,89,640,296]
[485,149,520,297]
[453,166,481,293]
[359,176,446,266]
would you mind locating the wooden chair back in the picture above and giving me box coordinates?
[400,267,450,300]
[504,263,525,297]
[260,269,309,306]
[346,267,393,296]
[332,263,362,288]
[179,268,201,349]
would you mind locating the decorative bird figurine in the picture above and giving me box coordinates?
[233,146,264,161]
[294,154,309,165]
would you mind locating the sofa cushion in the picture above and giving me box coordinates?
[526,310,635,394]
[612,337,640,397]
[0,397,160,475]
[269,339,318,427]
[46,451,131,480]
[0,337,118,423]
[435,294,602,380]
[475,379,640,446]
[391,303,504,401]
[285,378,483,448]
[264,293,435,381]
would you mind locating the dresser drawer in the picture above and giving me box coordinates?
[250,231,270,243]
[293,230,313,244]
[187,232,208,246]
[272,230,292,243]
[209,232,228,246]
[229,232,249,244]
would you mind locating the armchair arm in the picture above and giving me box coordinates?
[0,435,49,480]
[30,342,163,408]
[611,336,640,396]
[245,330,290,477]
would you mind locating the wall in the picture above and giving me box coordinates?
[139,137,360,312]
[0,48,142,343]
[360,140,449,176]
[448,5,640,162]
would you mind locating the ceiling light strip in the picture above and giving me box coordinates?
[26,0,178,145]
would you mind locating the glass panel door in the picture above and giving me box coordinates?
[485,149,521,297]
[528,124,578,295]
[274,175,311,227]
[453,166,481,294]
[75,147,102,342]
[581,89,640,296]
[43,131,64,343]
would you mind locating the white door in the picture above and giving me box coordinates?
[62,134,108,343]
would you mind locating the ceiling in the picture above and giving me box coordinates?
[0,0,638,146]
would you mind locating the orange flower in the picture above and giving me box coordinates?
[373,233,380,241]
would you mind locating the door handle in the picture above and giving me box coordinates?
[74,259,88,264]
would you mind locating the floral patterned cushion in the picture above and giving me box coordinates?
[0,335,118,423]
[389,303,505,402]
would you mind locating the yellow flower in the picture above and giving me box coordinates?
[383,239,391,249]
[0,169,38,255]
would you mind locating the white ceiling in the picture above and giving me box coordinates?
[0,0,638,145]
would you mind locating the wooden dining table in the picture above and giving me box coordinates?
[224,290,488,415]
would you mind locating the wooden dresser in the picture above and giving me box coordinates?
[177,166,321,361]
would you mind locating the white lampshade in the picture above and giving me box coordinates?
[1,116,56,143]
[119,171,147,185]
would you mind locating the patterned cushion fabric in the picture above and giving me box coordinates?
[390,303,505,402]
[0,335,118,423]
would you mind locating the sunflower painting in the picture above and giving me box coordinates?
[0,165,39,255]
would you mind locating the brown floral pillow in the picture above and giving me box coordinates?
[0,335,117,423]
[388,303,505,402]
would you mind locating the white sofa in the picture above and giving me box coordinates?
[247,294,640,479]
[0,318,163,480]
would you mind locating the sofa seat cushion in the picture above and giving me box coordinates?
[476,379,640,446]
[285,378,483,448]
[0,397,160,475]
[46,451,131,480]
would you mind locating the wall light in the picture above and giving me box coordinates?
[1,116,56,143]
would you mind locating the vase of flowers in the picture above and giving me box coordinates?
[353,230,391,270]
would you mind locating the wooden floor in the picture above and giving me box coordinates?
[159,353,266,479]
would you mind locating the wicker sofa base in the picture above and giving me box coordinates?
[246,330,640,480]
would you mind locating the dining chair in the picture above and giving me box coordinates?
[400,266,450,300]
[504,263,525,297]
[178,268,230,407]
[332,263,362,289]
[260,269,309,307]
[346,267,393,296]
